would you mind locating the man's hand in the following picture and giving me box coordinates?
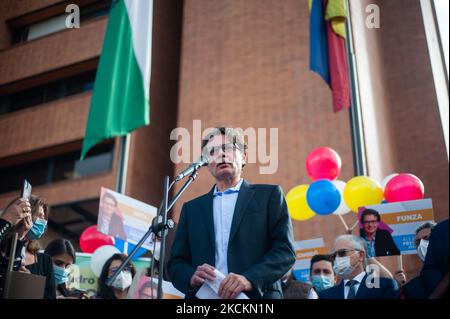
[1,199,31,226]
[218,273,252,299]
[190,263,216,288]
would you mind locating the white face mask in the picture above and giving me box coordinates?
[110,271,133,291]
[333,253,357,279]
[417,239,429,262]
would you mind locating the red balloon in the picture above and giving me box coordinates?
[79,225,115,253]
[384,173,425,203]
[305,147,342,181]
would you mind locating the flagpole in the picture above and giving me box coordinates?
[116,134,131,194]
[116,133,131,254]
[345,0,367,176]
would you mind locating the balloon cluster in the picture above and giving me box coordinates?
[286,147,425,221]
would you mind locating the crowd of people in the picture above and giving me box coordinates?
[0,196,139,299]
[0,126,448,299]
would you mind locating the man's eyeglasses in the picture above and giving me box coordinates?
[205,143,241,157]
[331,249,360,259]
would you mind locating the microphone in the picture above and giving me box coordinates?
[174,156,208,181]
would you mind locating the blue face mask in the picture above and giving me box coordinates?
[311,275,334,292]
[27,218,47,240]
[53,264,70,285]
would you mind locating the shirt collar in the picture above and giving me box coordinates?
[363,233,376,241]
[344,271,366,286]
[213,179,243,197]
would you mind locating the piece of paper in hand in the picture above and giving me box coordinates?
[195,269,249,299]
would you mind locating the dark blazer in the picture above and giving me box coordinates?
[420,219,449,297]
[167,180,296,299]
[361,228,400,257]
[401,219,449,299]
[319,274,400,299]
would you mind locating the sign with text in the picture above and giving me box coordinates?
[97,187,157,250]
[362,199,434,255]
[292,238,327,283]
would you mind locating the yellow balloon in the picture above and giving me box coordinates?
[343,176,384,212]
[286,184,316,221]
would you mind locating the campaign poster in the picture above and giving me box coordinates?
[97,187,157,250]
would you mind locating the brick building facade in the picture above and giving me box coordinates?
[0,0,447,281]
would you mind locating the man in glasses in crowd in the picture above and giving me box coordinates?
[319,235,400,299]
[168,127,295,299]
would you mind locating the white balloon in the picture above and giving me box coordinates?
[90,245,121,277]
[381,173,399,191]
[331,180,351,215]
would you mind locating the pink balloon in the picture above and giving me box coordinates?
[80,225,115,253]
[384,173,425,203]
[305,147,342,181]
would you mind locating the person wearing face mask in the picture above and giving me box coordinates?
[402,220,448,299]
[319,235,400,299]
[45,238,89,299]
[395,222,435,292]
[21,195,56,299]
[96,253,136,299]
[309,254,336,295]
[0,195,55,298]
[168,127,295,299]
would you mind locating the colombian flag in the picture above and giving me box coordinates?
[309,0,350,112]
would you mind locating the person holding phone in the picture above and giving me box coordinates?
[0,197,33,297]
[95,253,136,299]
[20,195,56,299]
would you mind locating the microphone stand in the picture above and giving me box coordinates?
[105,169,200,299]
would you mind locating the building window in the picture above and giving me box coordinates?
[10,0,112,44]
[0,142,114,195]
[0,70,96,115]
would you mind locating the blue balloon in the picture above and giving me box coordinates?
[306,179,341,215]
[114,238,148,260]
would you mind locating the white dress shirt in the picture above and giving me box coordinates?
[212,179,243,275]
[343,271,366,299]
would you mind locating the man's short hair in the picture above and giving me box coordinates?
[415,221,437,235]
[102,192,117,206]
[201,127,248,152]
[310,254,334,274]
[333,234,366,253]
[360,208,381,223]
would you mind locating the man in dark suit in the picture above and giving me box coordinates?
[401,219,448,299]
[420,219,448,298]
[360,209,400,257]
[167,127,296,299]
[319,235,400,299]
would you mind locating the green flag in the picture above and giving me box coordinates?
[81,0,152,159]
